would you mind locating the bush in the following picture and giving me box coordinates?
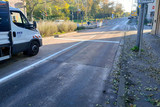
[68,21,77,31]
[38,21,77,37]
[107,17,112,20]
[38,21,58,37]
[58,22,69,32]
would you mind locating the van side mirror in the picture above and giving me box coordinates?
[33,21,37,29]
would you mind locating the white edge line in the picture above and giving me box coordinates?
[134,25,137,30]
[0,41,84,84]
[55,38,119,44]
[88,40,120,44]
[0,34,98,84]
[111,25,119,30]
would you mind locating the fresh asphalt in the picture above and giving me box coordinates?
[0,18,129,107]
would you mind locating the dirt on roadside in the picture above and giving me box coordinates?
[118,30,160,107]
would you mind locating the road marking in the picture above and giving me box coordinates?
[128,26,130,31]
[134,25,137,30]
[111,19,129,31]
[111,25,120,30]
[124,20,129,25]
[0,34,98,84]
[55,38,120,44]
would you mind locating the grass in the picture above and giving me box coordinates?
[38,21,77,37]
[131,46,139,52]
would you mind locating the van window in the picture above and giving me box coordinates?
[21,14,29,25]
[0,12,10,31]
[11,11,29,28]
[11,11,23,27]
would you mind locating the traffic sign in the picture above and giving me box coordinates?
[138,0,154,3]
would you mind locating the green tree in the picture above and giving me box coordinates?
[114,3,124,18]
[25,0,44,21]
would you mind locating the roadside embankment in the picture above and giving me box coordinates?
[117,30,160,107]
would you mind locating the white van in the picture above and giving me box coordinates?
[0,1,42,61]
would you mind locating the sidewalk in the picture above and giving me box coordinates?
[117,30,160,107]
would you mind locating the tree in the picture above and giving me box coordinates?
[24,0,124,21]
[90,0,100,19]
[25,0,43,21]
[114,3,124,18]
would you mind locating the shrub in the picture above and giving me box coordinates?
[58,22,69,32]
[107,17,112,20]
[38,21,77,37]
[58,21,77,33]
[38,21,58,37]
[68,21,77,31]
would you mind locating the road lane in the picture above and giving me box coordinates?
[0,18,128,107]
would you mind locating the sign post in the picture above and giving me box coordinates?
[138,0,154,4]
[136,0,154,56]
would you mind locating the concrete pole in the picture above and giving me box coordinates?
[136,3,144,48]
[138,4,147,56]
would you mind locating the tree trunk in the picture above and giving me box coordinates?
[28,10,34,22]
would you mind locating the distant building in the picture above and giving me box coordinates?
[151,0,160,36]
[146,1,156,23]
[8,0,26,16]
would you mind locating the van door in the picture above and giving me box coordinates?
[10,11,31,54]
[0,1,12,46]
[0,12,11,45]
[0,1,12,61]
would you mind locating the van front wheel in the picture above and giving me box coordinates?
[28,41,39,56]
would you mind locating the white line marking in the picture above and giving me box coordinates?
[128,26,130,31]
[89,35,96,39]
[0,35,98,84]
[89,40,119,44]
[124,20,129,25]
[111,25,120,30]
[55,38,120,44]
[134,25,137,30]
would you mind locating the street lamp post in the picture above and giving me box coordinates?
[86,0,88,21]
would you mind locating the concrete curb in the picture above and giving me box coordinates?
[116,32,126,107]
[59,31,77,37]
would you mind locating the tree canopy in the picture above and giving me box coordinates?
[24,0,125,21]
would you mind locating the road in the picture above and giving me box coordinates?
[0,18,129,107]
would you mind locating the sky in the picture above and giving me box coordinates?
[110,0,137,12]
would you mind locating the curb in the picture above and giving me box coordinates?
[116,32,126,107]
[42,23,108,39]
[59,31,77,37]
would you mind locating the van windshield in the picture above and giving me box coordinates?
[0,12,10,31]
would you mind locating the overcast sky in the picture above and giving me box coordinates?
[110,0,137,12]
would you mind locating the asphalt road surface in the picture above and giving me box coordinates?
[0,18,129,107]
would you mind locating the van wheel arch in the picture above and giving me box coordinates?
[24,40,40,56]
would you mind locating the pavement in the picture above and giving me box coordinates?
[0,18,129,107]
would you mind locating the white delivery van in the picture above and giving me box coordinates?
[0,1,42,61]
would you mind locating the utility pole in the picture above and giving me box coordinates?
[136,0,154,56]
[86,0,88,21]
[136,3,145,48]
[137,4,147,56]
